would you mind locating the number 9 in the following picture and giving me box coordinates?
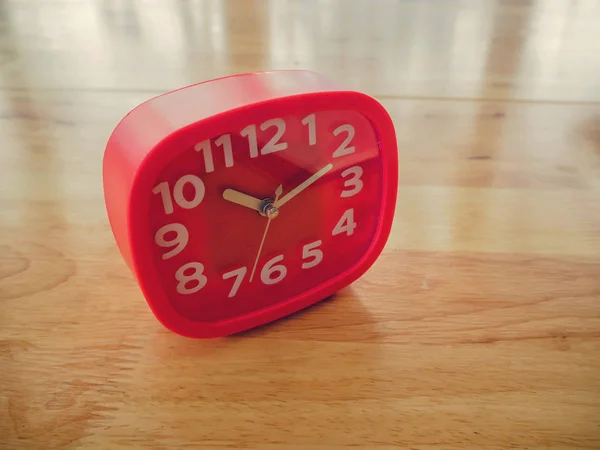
[155,223,189,259]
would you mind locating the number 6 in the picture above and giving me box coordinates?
[261,255,287,285]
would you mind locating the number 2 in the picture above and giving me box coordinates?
[332,124,355,158]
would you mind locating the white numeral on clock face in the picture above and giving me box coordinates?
[301,240,323,269]
[173,175,205,210]
[332,124,355,158]
[302,113,316,146]
[261,254,287,285]
[194,139,214,173]
[240,124,259,158]
[215,134,234,168]
[260,118,288,155]
[241,118,288,158]
[215,240,326,297]
[222,266,247,298]
[195,135,234,173]
[341,166,363,197]
[175,262,207,295]
[155,223,188,259]
[332,208,357,236]
[152,175,205,215]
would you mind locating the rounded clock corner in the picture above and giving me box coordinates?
[141,294,230,339]
[331,199,396,293]
[156,317,225,340]
[335,90,394,122]
[341,235,392,292]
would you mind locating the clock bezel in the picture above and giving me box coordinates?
[126,89,398,338]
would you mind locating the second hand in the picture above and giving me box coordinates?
[249,185,283,282]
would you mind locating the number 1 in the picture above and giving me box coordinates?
[194,139,214,173]
[215,134,234,168]
[241,124,259,158]
[302,113,316,146]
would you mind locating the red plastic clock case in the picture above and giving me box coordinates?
[102,70,398,338]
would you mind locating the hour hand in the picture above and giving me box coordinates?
[222,188,263,212]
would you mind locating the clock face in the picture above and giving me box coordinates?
[147,109,383,324]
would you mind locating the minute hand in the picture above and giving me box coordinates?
[274,163,333,208]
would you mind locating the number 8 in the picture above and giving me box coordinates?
[175,262,208,294]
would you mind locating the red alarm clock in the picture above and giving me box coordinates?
[102,70,398,338]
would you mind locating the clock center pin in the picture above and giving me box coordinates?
[259,198,279,219]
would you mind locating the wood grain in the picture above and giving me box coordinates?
[1,0,599,449]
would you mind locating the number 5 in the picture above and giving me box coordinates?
[302,240,323,269]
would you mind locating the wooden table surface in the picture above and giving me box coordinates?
[1,0,599,448]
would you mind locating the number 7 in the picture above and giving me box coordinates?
[222,266,247,298]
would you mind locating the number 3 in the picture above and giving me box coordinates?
[340,166,363,197]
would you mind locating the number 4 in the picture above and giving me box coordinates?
[332,208,357,236]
